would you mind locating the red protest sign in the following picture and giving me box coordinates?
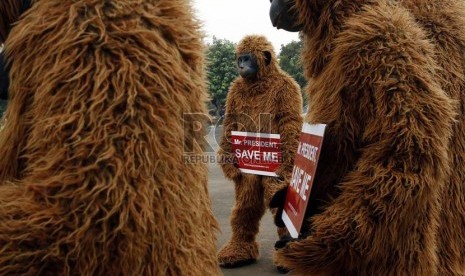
[282,123,326,238]
[231,131,281,177]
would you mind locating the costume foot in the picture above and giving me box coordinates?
[218,241,259,268]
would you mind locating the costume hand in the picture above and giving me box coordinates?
[218,150,241,180]
[269,186,288,228]
[274,235,298,250]
[230,162,242,180]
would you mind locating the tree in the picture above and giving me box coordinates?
[278,39,307,107]
[206,37,238,118]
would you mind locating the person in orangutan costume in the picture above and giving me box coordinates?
[268,0,465,275]
[0,0,220,275]
[217,34,303,268]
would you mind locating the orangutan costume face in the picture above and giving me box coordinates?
[269,0,303,32]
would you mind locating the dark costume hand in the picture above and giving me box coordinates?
[269,186,288,227]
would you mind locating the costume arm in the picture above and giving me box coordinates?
[276,29,455,275]
[263,81,303,205]
[218,86,241,180]
[275,82,303,179]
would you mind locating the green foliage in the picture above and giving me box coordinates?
[278,39,307,106]
[206,37,238,117]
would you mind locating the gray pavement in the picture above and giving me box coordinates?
[206,125,282,276]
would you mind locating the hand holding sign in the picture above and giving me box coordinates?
[280,123,326,238]
[269,186,288,228]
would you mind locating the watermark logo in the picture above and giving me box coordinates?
[183,112,289,165]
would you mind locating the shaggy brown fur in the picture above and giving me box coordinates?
[273,0,465,275]
[0,0,220,275]
[218,35,303,265]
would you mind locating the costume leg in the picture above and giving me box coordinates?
[218,174,265,267]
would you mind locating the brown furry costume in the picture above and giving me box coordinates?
[272,0,465,275]
[217,35,303,266]
[0,0,220,275]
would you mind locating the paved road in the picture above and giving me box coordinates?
[206,125,282,276]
